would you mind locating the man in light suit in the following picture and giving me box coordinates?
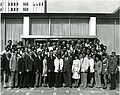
[9,48,18,88]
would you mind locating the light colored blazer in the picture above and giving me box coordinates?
[54,58,63,72]
[81,57,89,72]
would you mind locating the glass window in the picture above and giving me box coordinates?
[17,3,18,6]
[14,2,15,6]
[42,2,43,6]
[0,8,2,11]
[11,8,13,11]
[23,8,28,11]
[0,3,2,6]
[17,8,18,11]
[39,3,41,6]
[14,8,15,11]
[11,3,12,6]
[8,3,10,6]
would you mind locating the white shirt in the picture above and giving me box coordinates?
[54,58,63,72]
[88,58,95,73]
[81,57,89,72]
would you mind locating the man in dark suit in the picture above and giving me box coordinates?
[2,52,11,88]
[108,52,118,90]
[18,53,25,88]
[63,51,73,88]
[23,51,34,88]
[47,50,55,88]
[34,51,43,87]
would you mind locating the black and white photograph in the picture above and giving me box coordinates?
[0,0,120,95]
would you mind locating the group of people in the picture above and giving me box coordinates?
[1,39,118,90]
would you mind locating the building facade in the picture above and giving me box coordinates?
[0,0,120,55]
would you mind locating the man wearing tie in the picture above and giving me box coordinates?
[63,51,72,88]
[54,54,63,88]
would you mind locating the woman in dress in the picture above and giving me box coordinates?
[72,55,81,88]
[42,55,48,87]
[94,54,102,88]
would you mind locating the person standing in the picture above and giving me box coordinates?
[9,49,18,88]
[80,53,89,88]
[54,54,63,88]
[42,55,47,87]
[47,50,55,88]
[34,51,43,87]
[63,51,72,88]
[2,52,11,88]
[108,52,118,90]
[24,51,34,88]
[88,54,95,88]
[18,53,25,88]
[72,55,81,88]
[101,53,108,89]
[94,54,102,88]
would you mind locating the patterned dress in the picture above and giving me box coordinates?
[72,59,81,79]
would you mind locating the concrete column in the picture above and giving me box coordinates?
[89,17,96,36]
[23,16,30,36]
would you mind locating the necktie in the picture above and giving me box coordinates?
[58,59,60,71]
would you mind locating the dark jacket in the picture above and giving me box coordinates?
[47,56,55,72]
[1,54,10,74]
[24,53,34,71]
[18,57,25,73]
[63,57,73,72]
[108,56,118,73]
[34,56,43,73]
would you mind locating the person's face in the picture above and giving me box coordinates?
[62,42,65,46]
[88,55,92,59]
[86,39,89,43]
[96,57,99,61]
[97,39,100,44]
[17,49,20,53]
[75,56,77,60]
[58,55,60,59]
[111,52,115,57]
[83,53,86,57]
[50,51,53,56]
[12,49,15,53]
[61,51,64,56]
[38,51,42,56]
[79,54,83,59]
[102,55,106,59]
[22,53,25,58]
[71,41,74,45]
[65,52,68,57]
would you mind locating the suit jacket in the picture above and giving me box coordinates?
[2,54,10,74]
[34,56,43,73]
[10,53,17,71]
[63,57,72,72]
[18,57,25,73]
[108,57,118,73]
[24,53,34,71]
[47,56,55,72]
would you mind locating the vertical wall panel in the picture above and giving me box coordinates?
[1,19,5,51]
[97,18,120,54]
[115,19,120,54]
[31,19,49,35]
